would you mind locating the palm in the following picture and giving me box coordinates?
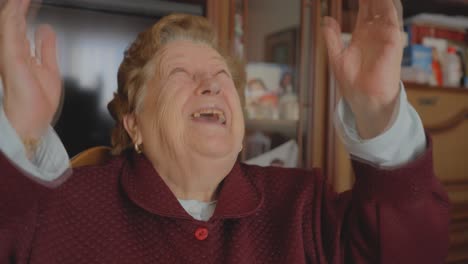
[340,15,402,104]
[1,0,61,139]
[323,0,404,138]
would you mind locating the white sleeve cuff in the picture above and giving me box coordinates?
[0,107,70,181]
[334,82,426,168]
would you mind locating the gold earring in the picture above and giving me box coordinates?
[134,143,142,154]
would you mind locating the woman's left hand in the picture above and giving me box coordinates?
[322,0,404,139]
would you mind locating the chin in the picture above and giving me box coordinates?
[197,149,236,159]
[193,139,238,159]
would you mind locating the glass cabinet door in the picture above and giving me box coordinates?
[242,0,303,168]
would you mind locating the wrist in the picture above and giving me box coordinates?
[349,96,398,140]
[4,107,45,158]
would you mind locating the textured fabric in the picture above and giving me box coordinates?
[335,84,426,167]
[0,136,450,264]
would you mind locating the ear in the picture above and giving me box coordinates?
[123,114,142,145]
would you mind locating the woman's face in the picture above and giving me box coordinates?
[136,40,245,161]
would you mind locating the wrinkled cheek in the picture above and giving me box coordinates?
[152,95,186,157]
[231,95,246,144]
[235,119,246,147]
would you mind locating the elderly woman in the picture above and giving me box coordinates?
[0,0,449,263]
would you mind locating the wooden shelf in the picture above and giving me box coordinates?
[245,119,298,138]
[404,82,468,94]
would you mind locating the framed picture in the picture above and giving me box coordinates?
[264,27,298,67]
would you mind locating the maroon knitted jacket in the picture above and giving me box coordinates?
[0,141,449,263]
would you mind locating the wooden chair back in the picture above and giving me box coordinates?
[70,146,112,168]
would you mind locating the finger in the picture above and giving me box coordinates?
[20,0,31,16]
[392,0,404,31]
[322,16,345,61]
[35,24,59,73]
[5,0,24,15]
[355,0,370,28]
[369,0,399,23]
[369,0,394,13]
[0,0,8,12]
[34,25,42,63]
[1,0,16,15]
[2,2,30,62]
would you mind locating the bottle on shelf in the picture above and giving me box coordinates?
[443,46,463,88]
[278,83,299,120]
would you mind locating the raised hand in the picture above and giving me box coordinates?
[0,0,61,150]
[322,0,405,139]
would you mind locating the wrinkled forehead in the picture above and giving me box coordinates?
[156,40,227,69]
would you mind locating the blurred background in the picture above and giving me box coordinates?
[16,0,468,261]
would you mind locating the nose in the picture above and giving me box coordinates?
[195,77,221,96]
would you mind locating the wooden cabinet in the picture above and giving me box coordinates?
[406,83,468,263]
[406,84,468,183]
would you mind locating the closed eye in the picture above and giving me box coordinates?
[169,67,189,76]
[216,69,231,78]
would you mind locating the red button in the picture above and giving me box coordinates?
[195,227,208,241]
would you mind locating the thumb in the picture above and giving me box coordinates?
[321,16,344,62]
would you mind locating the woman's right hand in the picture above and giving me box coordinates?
[0,0,61,145]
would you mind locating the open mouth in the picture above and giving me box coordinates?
[191,108,227,125]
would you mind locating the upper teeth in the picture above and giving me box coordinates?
[192,109,226,124]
